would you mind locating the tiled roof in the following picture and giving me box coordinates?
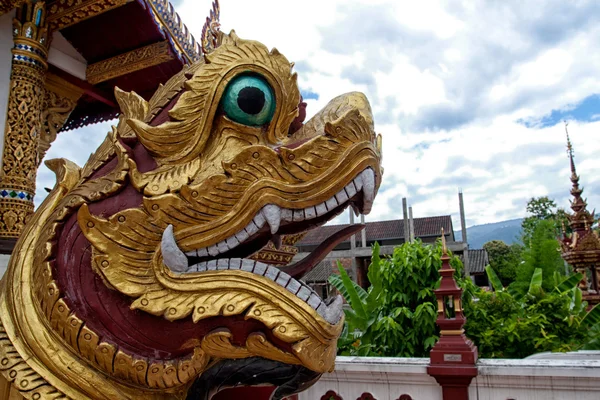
[298,216,453,246]
[461,249,490,274]
[301,261,333,283]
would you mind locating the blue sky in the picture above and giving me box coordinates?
[37,0,600,229]
[520,94,600,128]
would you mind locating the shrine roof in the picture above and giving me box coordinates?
[460,249,489,274]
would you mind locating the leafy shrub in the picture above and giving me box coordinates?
[464,267,600,358]
[329,240,464,357]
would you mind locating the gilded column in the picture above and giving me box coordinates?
[0,1,49,241]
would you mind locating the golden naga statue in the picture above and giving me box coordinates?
[0,28,382,400]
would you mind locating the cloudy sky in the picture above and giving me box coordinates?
[37,0,600,231]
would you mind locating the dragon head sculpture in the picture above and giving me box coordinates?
[0,30,382,400]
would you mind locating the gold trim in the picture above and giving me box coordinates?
[86,41,175,85]
[46,0,132,31]
[0,1,25,16]
[45,73,83,102]
[39,76,81,162]
[440,329,465,336]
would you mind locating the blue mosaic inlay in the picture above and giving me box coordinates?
[0,189,33,202]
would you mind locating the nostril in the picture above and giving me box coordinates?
[288,96,307,135]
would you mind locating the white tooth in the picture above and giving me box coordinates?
[217,241,229,254]
[316,303,328,318]
[185,247,208,257]
[353,176,363,191]
[195,262,208,272]
[307,294,321,310]
[297,286,311,301]
[325,197,338,211]
[241,259,255,272]
[261,204,281,234]
[276,272,291,287]
[229,258,242,270]
[304,206,317,220]
[245,221,260,236]
[360,168,375,214]
[286,279,301,295]
[319,295,343,324]
[264,266,279,281]
[217,259,229,270]
[235,230,249,243]
[208,244,220,256]
[207,260,218,270]
[253,212,266,229]
[315,203,328,216]
[281,208,293,222]
[226,236,240,249]
[345,181,357,198]
[293,209,305,222]
[161,225,188,272]
[253,262,267,276]
[335,188,349,204]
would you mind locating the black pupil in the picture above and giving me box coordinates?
[237,86,265,115]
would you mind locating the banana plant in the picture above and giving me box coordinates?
[328,242,384,335]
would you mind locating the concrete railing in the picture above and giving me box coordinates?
[299,355,600,400]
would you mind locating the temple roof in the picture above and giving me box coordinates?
[38,0,214,131]
[297,215,454,247]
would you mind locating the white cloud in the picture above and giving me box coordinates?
[34,0,600,236]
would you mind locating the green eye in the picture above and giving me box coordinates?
[221,75,276,126]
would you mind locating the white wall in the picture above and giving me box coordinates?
[301,356,600,400]
[471,358,600,400]
[0,9,15,168]
[299,357,441,400]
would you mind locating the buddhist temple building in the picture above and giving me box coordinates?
[559,126,600,305]
[0,0,216,269]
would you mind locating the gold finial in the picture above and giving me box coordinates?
[201,0,221,57]
[441,227,447,254]
[565,121,577,179]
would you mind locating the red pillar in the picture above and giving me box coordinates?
[427,230,478,400]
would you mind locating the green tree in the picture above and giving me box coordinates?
[511,219,565,294]
[483,240,523,286]
[521,196,568,245]
[464,267,600,358]
[329,240,466,357]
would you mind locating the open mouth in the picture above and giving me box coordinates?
[161,167,377,325]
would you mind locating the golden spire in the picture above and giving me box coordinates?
[565,121,578,181]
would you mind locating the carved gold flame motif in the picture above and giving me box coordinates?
[0,29,382,399]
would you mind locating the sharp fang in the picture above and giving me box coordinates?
[318,294,343,324]
[360,168,375,214]
[261,204,281,234]
[161,225,188,272]
[272,234,282,250]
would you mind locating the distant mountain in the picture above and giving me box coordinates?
[455,218,523,249]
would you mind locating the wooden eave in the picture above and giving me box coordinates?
[39,0,200,131]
